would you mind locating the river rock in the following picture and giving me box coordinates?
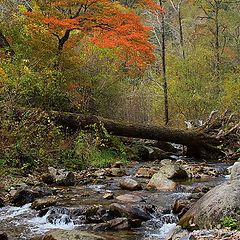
[31,196,57,210]
[116,194,143,203]
[141,146,172,161]
[103,192,114,199]
[0,232,8,240]
[42,230,106,240]
[109,168,126,177]
[165,225,189,240]
[119,178,142,191]
[92,217,129,231]
[42,174,55,185]
[47,167,76,186]
[158,163,188,179]
[179,179,240,230]
[109,203,151,221]
[85,205,112,223]
[11,187,53,207]
[147,172,176,191]
[135,167,158,178]
[230,161,240,180]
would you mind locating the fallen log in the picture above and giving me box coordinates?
[49,111,225,160]
[13,108,225,160]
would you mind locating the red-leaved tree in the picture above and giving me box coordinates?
[26,0,162,71]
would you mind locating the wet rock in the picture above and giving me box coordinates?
[192,186,211,193]
[179,179,240,230]
[230,161,240,180]
[0,197,5,208]
[147,172,176,191]
[172,199,191,215]
[109,203,151,221]
[42,230,106,240]
[47,167,76,186]
[85,205,112,223]
[11,187,53,207]
[154,141,178,153]
[94,169,107,178]
[42,174,55,185]
[0,232,8,240]
[165,225,189,240]
[116,194,143,203]
[119,178,142,191]
[109,168,126,177]
[103,192,114,200]
[46,207,72,224]
[158,163,188,179]
[31,196,57,210]
[135,167,158,178]
[111,161,123,168]
[141,146,172,161]
[92,217,129,231]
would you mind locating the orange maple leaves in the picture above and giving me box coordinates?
[26,0,162,72]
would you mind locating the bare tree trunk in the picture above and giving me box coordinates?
[178,3,185,59]
[159,0,169,125]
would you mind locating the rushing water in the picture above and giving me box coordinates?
[0,161,228,240]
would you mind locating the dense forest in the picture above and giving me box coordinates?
[0,0,239,170]
[0,1,240,240]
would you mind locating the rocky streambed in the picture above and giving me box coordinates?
[0,158,238,240]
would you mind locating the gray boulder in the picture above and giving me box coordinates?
[179,179,240,229]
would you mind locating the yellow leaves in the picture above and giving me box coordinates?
[0,67,8,82]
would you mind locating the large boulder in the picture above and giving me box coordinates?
[147,172,176,191]
[178,179,240,229]
[119,178,142,191]
[42,230,106,240]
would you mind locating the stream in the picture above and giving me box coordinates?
[0,160,228,240]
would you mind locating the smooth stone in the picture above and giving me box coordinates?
[116,194,143,203]
[119,178,142,191]
[147,172,176,191]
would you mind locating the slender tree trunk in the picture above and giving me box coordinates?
[159,0,169,125]
[178,4,185,59]
[214,1,220,80]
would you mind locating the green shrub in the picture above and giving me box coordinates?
[220,216,239,229]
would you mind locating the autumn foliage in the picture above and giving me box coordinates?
[25,0,162,72]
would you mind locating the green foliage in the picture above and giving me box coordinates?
[60,124,127,170]
[0,107,63,172]
[220,216,239,230]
